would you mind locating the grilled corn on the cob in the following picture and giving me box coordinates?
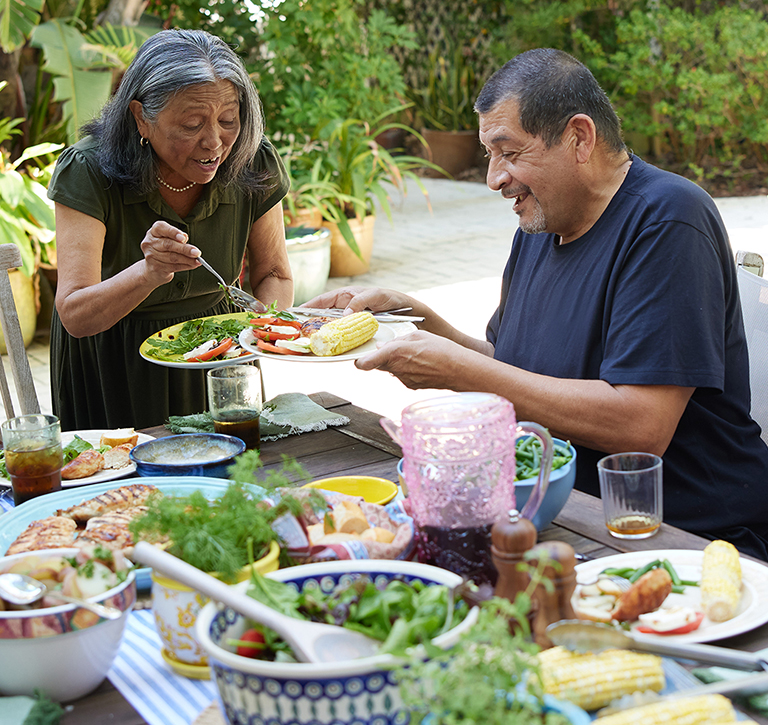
[538,646,665,711]
[701,539,742,622]
[595,693,736,725]
[309,311,379,356]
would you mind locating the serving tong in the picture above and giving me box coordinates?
[197,256,268,314]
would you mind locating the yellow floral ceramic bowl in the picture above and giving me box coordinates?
[150,539,280,678]
[303,476,398,506]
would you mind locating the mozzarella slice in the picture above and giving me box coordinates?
[276,337,312,353]
[268,324,302,336]
[183,339,217,360]
[637,606,700,632]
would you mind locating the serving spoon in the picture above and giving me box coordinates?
[0,572,123,620]
[133,541,380,664]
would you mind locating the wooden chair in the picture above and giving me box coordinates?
[736,250,768,445]
[0,244,40,420]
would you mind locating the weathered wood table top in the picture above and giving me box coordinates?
[60,392,768,725]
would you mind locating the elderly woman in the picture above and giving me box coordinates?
[47,29,292,431]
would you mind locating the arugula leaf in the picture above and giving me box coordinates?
[63,434,94,464]
[144,317,249,361]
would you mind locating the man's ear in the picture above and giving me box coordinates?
[129,100,148,137]
[565,114,597,164]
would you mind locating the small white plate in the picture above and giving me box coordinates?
[60,430,155,487]
[574,548,768,643]
[238,320,417,362]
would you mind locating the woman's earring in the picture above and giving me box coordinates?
[140,136,148,147]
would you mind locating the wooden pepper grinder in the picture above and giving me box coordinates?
[527,540,577,648]
[490,509,538,603]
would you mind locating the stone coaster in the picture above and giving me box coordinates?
[192,701,225,725]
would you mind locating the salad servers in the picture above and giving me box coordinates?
[197,256,267,314]
[288,306,425,323]
[0,572,123,620]
[547,619,768,671]
[133,541,380,664]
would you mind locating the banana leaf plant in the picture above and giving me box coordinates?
[281,106,445,258]
[0,0,45,52]
[0,82,61,276]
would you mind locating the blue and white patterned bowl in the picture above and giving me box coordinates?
[195,559,478,725]
[129,433,245,478]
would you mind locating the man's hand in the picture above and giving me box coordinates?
[304,286,417,315]
[140,221,200,286]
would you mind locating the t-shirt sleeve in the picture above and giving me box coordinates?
[47,144,111,224]
[251,137,290,220]
[600,220,726,391]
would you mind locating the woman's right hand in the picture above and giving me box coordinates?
[140,221,201,285]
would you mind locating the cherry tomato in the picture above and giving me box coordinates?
[188,337,233,362]
[256,339,308,355]
[253,328,300,341]
[636,611,705,635]
[236,628,266,658]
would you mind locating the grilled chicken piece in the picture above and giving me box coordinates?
[55,483,157,524]
[299,316,334,337]
[102,443,133,470]
[611,567,673,622]
[61,449,104,480]
[6,517,78,555]
[77,506,148,553]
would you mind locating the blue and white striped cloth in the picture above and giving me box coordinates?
[0,486,14,514]
[108,610,217,725]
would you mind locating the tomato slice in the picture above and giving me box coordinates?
[636,611,705,635]
[188,337,233,362]
[256,339,308,355]
[235,628,266,658]
[249,316,279,327]
[253,328,300,342]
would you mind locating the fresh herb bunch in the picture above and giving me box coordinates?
[144,317,249,361]
[396,595,568,725]
[129,481,302,581]
[516,437,573,481]
[234,571,469,661]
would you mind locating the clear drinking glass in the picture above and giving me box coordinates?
[206,365,262,450]
[597,452,663,539]
[1,414,63,505]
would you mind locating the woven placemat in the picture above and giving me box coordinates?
[192,702,225,725]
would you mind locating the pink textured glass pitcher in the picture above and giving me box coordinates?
[381,392,553,586]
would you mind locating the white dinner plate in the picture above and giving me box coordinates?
[238,320,417,362]
[574,549,768,643]
[60,430,156,488]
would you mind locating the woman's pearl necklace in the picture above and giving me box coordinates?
[156,173,196,193]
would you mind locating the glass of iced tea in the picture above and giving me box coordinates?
[597,452,663,539]
[206,365,262,450]
[1,414,63,506]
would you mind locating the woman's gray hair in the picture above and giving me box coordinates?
[83,29,267,194]
[475,48,625,154]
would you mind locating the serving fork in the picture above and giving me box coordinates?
[197,256,267,314]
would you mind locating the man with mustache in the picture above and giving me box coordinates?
[306,48,768,560]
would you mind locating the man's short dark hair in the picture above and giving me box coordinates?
[475,48,625,153]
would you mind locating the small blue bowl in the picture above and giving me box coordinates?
[129,433,245,479]
[396,437,576,531]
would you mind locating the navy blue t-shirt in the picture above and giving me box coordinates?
[487,156,768,559]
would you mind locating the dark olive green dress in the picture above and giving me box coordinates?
[47,136,289,431]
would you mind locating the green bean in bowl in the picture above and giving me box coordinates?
[514,436,577,531]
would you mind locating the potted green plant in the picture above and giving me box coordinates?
[282,107,444,277]
[406,45,483,178]
[0,84,62,352]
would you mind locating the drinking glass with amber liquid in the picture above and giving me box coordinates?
[598,452,663,539]
[206,365,262,450]
[1,414,63,505]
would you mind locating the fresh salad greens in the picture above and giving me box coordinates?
[515,436,573,480]
[63,434,108,464]
[233,572,469,660]
[144,317,250,361]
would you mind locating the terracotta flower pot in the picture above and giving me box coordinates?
[150,540,280,678]
[326,215,376,277]
[421,128,481,178]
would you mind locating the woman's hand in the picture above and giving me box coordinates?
[139,221,201,286]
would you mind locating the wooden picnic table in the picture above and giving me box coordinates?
[60,392,768,725]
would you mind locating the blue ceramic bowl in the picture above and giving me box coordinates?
[195,560,478,725]
[397,437,576,531]
[129,433,245,478]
